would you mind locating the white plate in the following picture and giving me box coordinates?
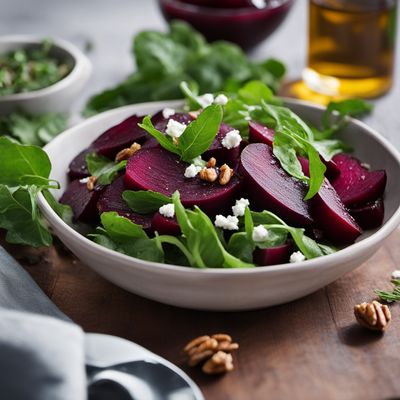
[38,99,400,311]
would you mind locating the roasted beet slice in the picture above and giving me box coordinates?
[68,148,92,180]
[249,121,339,180]
[97,175,152,229]
[332,153,387,206]
[203,123,241,166]
[249,121,275,146]
[349,198,384,230]
[239,143,313,227]
[253,242,293,266]
[60,179,104,223]
[300,157,362,244]
[152,212,181,235]
[124,147,241,216]
[92,115,149,158]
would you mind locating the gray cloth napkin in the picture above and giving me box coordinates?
[0,247,87,400]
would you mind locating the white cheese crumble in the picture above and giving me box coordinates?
[214,94,228,106]
[232,198,250,217]
[166,119,186,138]
[79,177,89,183]
[184,164,201,178]
[252,225,269,242]
[197,93,214,108]
[162,107,175,119]
[159,203,175,218]
[392,270,400,280]
[361,162,371,170]
[221,130,242,149]
[289,251,306,263]
[214,215,239,231]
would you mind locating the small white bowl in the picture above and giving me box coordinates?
[38,99,400,311]
[0,35,92,115]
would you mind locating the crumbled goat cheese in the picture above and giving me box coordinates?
[166,119,186,138]
[392,270,400,280]
[214,215,239,230]
[232,198,250,217]
[79,177,90,183]
[221,130,242,149]
[214,94,228,105]
[197,93,214,108]
[361,162,371,170]
[290,251,306,263]
[252,225,269,242]
[184,164,201,178]
[159,203,175,218]
[162,107,175,119]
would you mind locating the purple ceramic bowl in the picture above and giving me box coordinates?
[158,0,294,50]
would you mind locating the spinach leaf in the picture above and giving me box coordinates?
[179,104,222,162]
[0,185,52,247]
[122,190,171,214]
[42,190,74,226]
[91,212,164,263]
[86,153,127,185]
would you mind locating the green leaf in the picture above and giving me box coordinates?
[227,232,254,263]
[42,189,74,226]
[138,116,181,156]
[179,104,222,162]
[238,80,274,105]
[86,153,127,185]
[122,190,171,214]
[100,212,147,241]
[0,136,51,185]
[0,185,52,247]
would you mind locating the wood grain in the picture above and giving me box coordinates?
[2,230,400,400]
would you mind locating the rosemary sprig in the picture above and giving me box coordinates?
[375,279,400,303]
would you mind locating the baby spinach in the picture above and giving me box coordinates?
[86,153,127,185]
[91,212,164,263]
[122,190,171,214]
[0,112,67,146]
[139,104,222,163]
[85,21,285,115]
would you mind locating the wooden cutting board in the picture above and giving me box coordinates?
[2,230,400,400]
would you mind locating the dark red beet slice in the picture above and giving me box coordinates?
[92,115,149,158]
[349,198,384,230]
[97,175,152,230]
[60,179,104,223]
[299,157,362,244]
[203,122,241,166]
[124,147,241,216]
[151,212,181,235]
[68,148,92,180]
[239,143,313,227]
[332,153,387,206]
[249,121,339,180]
[253,241,293,266]
[249,121,275,146]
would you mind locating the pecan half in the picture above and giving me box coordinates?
[199,167,218,183]
[86,176,97,191]
[218,164,234,185]
[207,157,217,168]
[115,142,141,162]
[354,300,391,331]
[202,351,234,375]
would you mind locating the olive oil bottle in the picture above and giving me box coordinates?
[303,0,397,98]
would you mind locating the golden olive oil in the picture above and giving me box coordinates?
[304,0,397,98]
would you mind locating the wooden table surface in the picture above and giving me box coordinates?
[2,229,400,400]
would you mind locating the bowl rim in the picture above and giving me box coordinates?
[38,98,400,276]
[158,0,293,17]
[0,34,91,102]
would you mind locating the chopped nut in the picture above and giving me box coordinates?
[188,110,201,119]
[199,167,218,183]
[86,176,97,191]
[115,142,141,162]
[219,164,234,185]
[217,341,239,352]
[202,351,234,375]
[188,350,215,367]
[207,157,217,168]
[354,300,391,332]
[211,333,232,342]
[183,335,210,353]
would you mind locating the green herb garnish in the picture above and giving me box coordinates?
[375,279,400,303]
[85,153,127,185]
[122,190,171,214]
[0,40,71,96]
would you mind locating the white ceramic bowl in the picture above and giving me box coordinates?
[38,99,400,311]
[0,35,91,115]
